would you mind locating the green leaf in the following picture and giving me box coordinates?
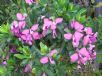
[20,59,29,66]
[14,54,30,59]
[40,42,48,55]
[0,23,10,33]
[0,66,6,75]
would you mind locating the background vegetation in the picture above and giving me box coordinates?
[0,0,102,76]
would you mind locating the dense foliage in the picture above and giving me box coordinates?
[0,0,102,76]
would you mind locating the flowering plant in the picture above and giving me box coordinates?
[0,0,97,76]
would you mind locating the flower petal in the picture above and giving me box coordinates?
[40,56,49,64]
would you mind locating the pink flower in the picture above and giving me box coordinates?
[91,51,96,59]
[50,22,56,30]
[11,21,21,36]
[50,22,57,38]
[72,31,83,47]
[16,13,26,21]
[74,31,83,42]
[72,41,79,48]
[25,0,35,5]
[88,44,95,51]
[84,27,93,35]
[52,30,57,38]
[2,61,7,65]
[49,57,55,64]
[40,56,49,64]
[11,21,18,29]
[49,49,58,57]
[43,18,52,30]
[78,57,88,64]
[71,20,84,32]
[22,29,29,34]
[40,50,58,64]
[18,21,26,29]
[32,32,41,40]
[83,35,89,46]
[30,24,39,31]
[64,33,72,40]
[55,18,63,24]
[89,33,97,43]
[42,18,52,37]
[70,53,78,63]
[21,29,33,45]
[79,47,90,58]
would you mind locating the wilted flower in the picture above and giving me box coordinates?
[24,64,31,73]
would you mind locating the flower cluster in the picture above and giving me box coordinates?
[11,13,97,66]
[11,13,63,45]
[11,13,41,45]
[42,17,63,38]
[64,20,97,65]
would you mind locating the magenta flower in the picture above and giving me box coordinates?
[2,61,7,66]
[49,57,55,64]
[55,18,63,24]
[72,31,83,47]
[50,18,63,38]
[89,32,97,43]
[78,56,88,64]
[84,27,92,35]
[70,53,78,63]
[50,22,57,38]
[30,24,39,31]
[83,35,90,46]
[40,50,58,64]
[9,46,18,53]
[42,18,52,36]
[43,18,52,31]
[25,0,35,5]
[16,13,26,21]
[71,20,84,32]
[88,44,95,51]
[42,17,63,38]
[18,21,26,29]
[32,32,41,40]
[11,21,20,36]
[64,33,72,40]
[20,29,33,45]
[91,51,96,59]
[40,56,49,64]
[79,47,90,58]
[49,49,58,57]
